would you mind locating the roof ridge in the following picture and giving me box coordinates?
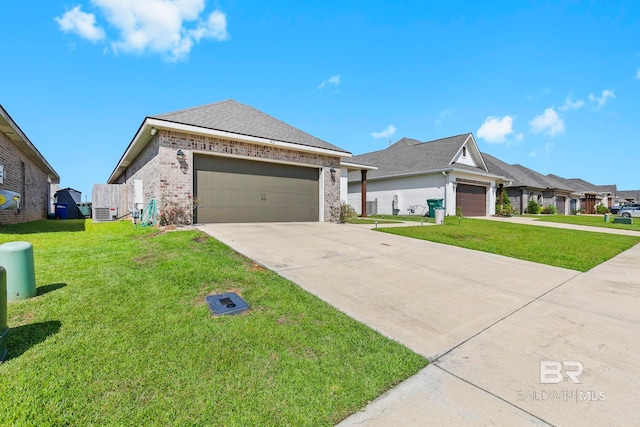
[153,99,236,117]
[418,132,472,144]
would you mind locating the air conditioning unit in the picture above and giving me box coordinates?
[93,207,118,221]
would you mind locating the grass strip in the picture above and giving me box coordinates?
[377,217,640,272]
[529,214,640,231]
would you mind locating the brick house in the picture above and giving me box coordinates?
[107,100,355,223]
[483,153,577,215]
[0,105,60,225]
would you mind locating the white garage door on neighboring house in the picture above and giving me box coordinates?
[456,183,487,216]
[194,155,320,223]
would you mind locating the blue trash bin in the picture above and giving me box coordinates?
[55,203,69,219]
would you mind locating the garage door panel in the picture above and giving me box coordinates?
[194,156,319,223]
[555,196,565,214]
[456,184,487,217]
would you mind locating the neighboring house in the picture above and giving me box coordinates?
[347,133,511,217]
[548,176,615,214]
[593,184,617,208]
[0,105,60,224]
[483,154,578,215]
[107,100,359,223]
[617,190,639,204]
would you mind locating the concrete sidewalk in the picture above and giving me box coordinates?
[198,221,640,426]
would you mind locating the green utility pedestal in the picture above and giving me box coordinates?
[0,241,36,301]
[1,267,8,362]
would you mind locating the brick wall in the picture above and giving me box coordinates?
[0,131,52,225]
[114,130,341,222]
[113,136,160,216]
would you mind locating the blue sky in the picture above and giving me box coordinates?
[2,1,639,200]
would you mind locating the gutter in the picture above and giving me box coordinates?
[348,167,511,184]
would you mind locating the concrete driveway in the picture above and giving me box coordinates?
[198,221,640,426]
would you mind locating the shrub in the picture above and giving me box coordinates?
[596,203,609,214]
[456,206,464,224]
[495,191,514,216]
[541,204,557,214]
[159,195,199,226]
[526,200,540,214]
[331,201,357,223]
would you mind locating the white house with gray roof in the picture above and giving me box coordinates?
[347,133,511,217]
[107,99,356,223]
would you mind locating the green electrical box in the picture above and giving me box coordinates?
[0,241,36,302]
[1,267,8,362]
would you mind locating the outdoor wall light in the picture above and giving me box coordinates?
[176,149,185,162]
[329,167,336,184]
[150,127,157,136]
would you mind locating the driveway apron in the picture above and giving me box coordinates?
[198,222,640,426]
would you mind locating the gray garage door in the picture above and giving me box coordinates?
[194,155,319,223]
[456,184,487,216]
[555,196,565,214]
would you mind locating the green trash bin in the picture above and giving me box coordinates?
[1,267,8,362]
[0,241,36,302]
[426,199,444,218]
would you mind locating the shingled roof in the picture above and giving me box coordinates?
[349,133,490,180]
[483,153,533,187]
[0,104,60,183]
[618,190,640,201]
[151,99,349,154]
[483,153,575,192]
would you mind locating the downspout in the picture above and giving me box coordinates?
[361,170,368,218]
[442,171,448,214]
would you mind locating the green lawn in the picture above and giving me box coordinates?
[0,220,426,426]
[378,217,640,272]
[529,214,640,231]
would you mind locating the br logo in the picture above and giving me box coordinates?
[540,361,584,384]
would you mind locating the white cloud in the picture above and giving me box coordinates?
[558,96,585,111]
[371,125,396,139]
[56,0,228,61]
[55,6,105,42]
[529,151,537,158]
[530,108,565,136]
[318,75,340,90]
[477,115,514,144]
[435,109,452,125]
[588,89,615,109]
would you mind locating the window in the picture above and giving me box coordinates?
[462,147,467,157]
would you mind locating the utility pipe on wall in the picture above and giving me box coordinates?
[442,171,448,214]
